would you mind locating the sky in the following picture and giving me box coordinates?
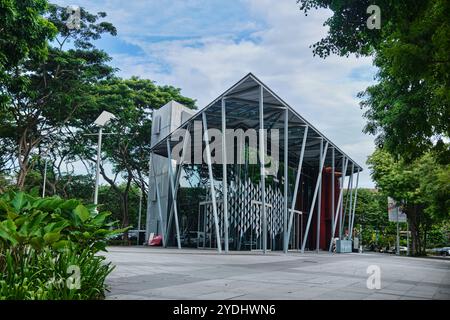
[54,0,377,188]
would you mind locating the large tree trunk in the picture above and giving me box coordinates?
[121,176,133,241]
[407,204,427,256]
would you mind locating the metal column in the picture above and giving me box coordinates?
[202,112,222,254]
[286,125,308,251]
[328,157,348,252]
[94,127,103,205]
[347,163,355,238]
[166,139,182,249]
[339,157,346,239]
[259,85,267,254]
[316,138,324,252]
[301,141,329,253]
[283,108,289,253]
[331,148,335,242]
[349,168,360,240]
[221,98,229,253]
[341,167,353,238]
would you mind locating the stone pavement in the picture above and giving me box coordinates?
[102,247,450,300]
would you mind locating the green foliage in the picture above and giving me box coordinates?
[350,188,407,249]
[298,0,450,161]
[0,245,113,300]
[68,77,196,176]
[63,77,195,232]
[0,3,116,186]
[0,191,127,299]
[0,191,126,252]
[367,148,450,254]
[0,0,57,75]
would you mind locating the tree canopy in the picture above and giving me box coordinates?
[0,2,196,236]
[367,149,449,254]
[298,0,450,161]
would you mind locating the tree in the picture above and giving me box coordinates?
[0,0,57,172]
[0,0,56,80]
[367,149,449,255]
[66,77,196,235]
[298,0,450,161]
[349,188,406,251]
[0,4,116,187]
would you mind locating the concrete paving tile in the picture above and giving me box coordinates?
[102,247,450,300]
[195,291,247,300]
[363,293,401,300]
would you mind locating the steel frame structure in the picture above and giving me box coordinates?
[147,73,362,254]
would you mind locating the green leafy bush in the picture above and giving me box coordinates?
[0,191,126,300]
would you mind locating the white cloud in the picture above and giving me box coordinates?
[53,0,377,187]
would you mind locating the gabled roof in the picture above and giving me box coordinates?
[150,73,362,175]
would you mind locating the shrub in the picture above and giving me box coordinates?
[0,191,126,300]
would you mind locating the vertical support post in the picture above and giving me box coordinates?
[347,163,355,238]
[94,127,103,206]
[328,157,348,252]
[396,209,400,255]
[316,138,324,252]
[137,187,142,245]
[331,148,335,240]
[283,107,289,253]
[202,112,222,254]
[349,168,360,240]
[221,98,229,253]
[286,125,308,250]
[406,221,410,256]
[166,139,182,249]
[259,85,267,254]
[301,141,329,253]
[150,152,166,247]
[339,156,345,239]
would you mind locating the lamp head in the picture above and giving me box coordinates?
[94,111,116,127]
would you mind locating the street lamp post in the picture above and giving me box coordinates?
[93,126,103,206]
[42,158,48,198]
[93,111,116,206]
[137,186,143,245]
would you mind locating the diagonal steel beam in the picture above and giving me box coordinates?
[301,141,329,253]
[328,157,348,252]
[165,123,191,242]
[283,107,289,253]
[349,168,360,240]
[341,167,353,238]
[285,125,308,251]
[316,138,324,252]
[347,163,355,237]
[166,139,182,249]
[202,112,222,254]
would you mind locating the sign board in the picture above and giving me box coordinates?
[388,197,407,222]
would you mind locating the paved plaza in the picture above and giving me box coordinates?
[102,247,450,300]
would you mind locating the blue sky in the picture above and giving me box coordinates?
[54,0,377,187]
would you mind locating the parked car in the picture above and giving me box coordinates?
[431,247,450,256]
